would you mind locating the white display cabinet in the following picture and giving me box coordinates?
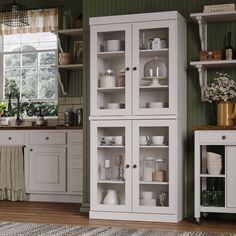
[90,11,186,223]
[90,11,186,118]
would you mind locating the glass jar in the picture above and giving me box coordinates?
[116,69,125,87]
[153,158,166,182]
[100,69,116,88]
[143,157,154,181]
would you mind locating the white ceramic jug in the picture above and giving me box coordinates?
[103,190,120,205]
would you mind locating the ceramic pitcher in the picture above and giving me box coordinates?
[217,102,236,126]
[103,190,120,205]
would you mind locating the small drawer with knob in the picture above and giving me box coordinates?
[29,132,66,145]
[199,131,236,144]
[0,131,25,145]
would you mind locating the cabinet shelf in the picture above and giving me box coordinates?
[98,87,125,93]
[139,48,168,57]
[139,145,169,148]
[58,28,83,37]
[53,64,83,70]
[97,180,125,184]
[200,174,225,178]
[97,145,125,148]
[97,51,125,59]
[140,181,169,185]
[139,85,168,90]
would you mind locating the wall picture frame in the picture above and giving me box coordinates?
[73,40,83,64]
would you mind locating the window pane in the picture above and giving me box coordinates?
[4,44,21,52]
[22,43,38,51]
[39,32,57,42]
[22,76,38,99]
[4,54,21,67]
[39,77,56,99]
[4,78,20,98]
[5,68,21,77]
[22,68,37,76]
[39,67,55,77]
[39,52,56,65]
[22,33,38,43]
[39,42,57,50]
[22,53,38,66]
[4,34,21,44]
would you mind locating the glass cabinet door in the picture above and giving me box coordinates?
[132,21,176,116]
[90,24,132,116]
[90,120,132,212]
[132,120,176,214]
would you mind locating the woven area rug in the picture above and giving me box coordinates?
[0,221,233,236]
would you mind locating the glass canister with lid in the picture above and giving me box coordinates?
[116,69,125,87]
[143,157,155,181]
[100,69,116,88]
[153,158,166,182]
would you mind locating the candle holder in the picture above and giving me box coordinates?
[115,155,124,181]
[103,159,111,180]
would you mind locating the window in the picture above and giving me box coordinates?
[2,32,58,116]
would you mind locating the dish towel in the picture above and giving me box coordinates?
[0,146,26,201]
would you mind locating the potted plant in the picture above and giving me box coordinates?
[204,72,236,126]
[0,101,6,114]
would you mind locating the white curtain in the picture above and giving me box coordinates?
[0,146,26,201]
[0,8,58,35]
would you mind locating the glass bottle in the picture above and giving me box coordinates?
[225,32,234,60]
[143,157,154,181]
[153,158,166,182]
[103,159,111,180]
[116,69,125,87]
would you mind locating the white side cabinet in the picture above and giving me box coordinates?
[90,11,186,222]
[194,128,236,222]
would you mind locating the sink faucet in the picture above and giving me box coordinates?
[8,92,23,126]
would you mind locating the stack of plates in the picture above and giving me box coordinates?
[140,198,156,206]
[207,152,222,175]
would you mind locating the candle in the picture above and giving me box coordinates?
[156,67,159,77]
[104,160,110,168]
[142,33,145,43]
[149,69,153,77]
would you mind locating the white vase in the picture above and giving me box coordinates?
[103,190,120,205]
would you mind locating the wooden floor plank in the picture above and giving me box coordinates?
[0,201,235,233]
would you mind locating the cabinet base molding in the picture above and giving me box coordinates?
[26,194,82,203]
[90,211,182,223]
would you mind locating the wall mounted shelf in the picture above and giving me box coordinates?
[54,64,83,70]
[190,11,236,100]
[58,28,83,37]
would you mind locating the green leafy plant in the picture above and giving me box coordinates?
[0,102,7,112]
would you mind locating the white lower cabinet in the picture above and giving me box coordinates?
[90,119,184,222]
[28,146,66,192]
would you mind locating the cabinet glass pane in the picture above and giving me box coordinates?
[139,126,169,207]
[96,127,126,206]
[97,31,126,111]
[138,28,169,110]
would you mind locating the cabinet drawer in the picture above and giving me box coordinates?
[199,131,236,144]
[0,132,24,145]
[68,131,83,145]
[29,132,66,145]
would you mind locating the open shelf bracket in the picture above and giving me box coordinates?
[196,65,207,101]
[196,16,207,51]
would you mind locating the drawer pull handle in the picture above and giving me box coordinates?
[45,137,49,140]
[133,164,137,169]
[8,137,11,140]
[222,135,226,140]
[133,66,137,71]
[125,164,130,169]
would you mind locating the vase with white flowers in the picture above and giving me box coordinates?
[204,72,236,126]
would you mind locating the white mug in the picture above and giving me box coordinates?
[139,136,149,145]
[152,136,164,145]
[113,136,124,145]
[152,38,161,50]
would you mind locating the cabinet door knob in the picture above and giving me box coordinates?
[8,137,11,140]
[125,164,130,169]
[133,67,137,71]
[125,67,130,71]
[45,137,49,140]
[133,164,137,168]
[30,149,33,152]
[222,135,226,140]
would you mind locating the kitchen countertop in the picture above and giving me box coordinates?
[0,125,83,130]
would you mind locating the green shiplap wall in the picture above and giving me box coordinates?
[83,0,236,217]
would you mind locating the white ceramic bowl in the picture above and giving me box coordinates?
[140,198,156,206]
[107,103,120,109]
[140,191,153,200]
[149,102,164,108]
[104,40,125,52]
